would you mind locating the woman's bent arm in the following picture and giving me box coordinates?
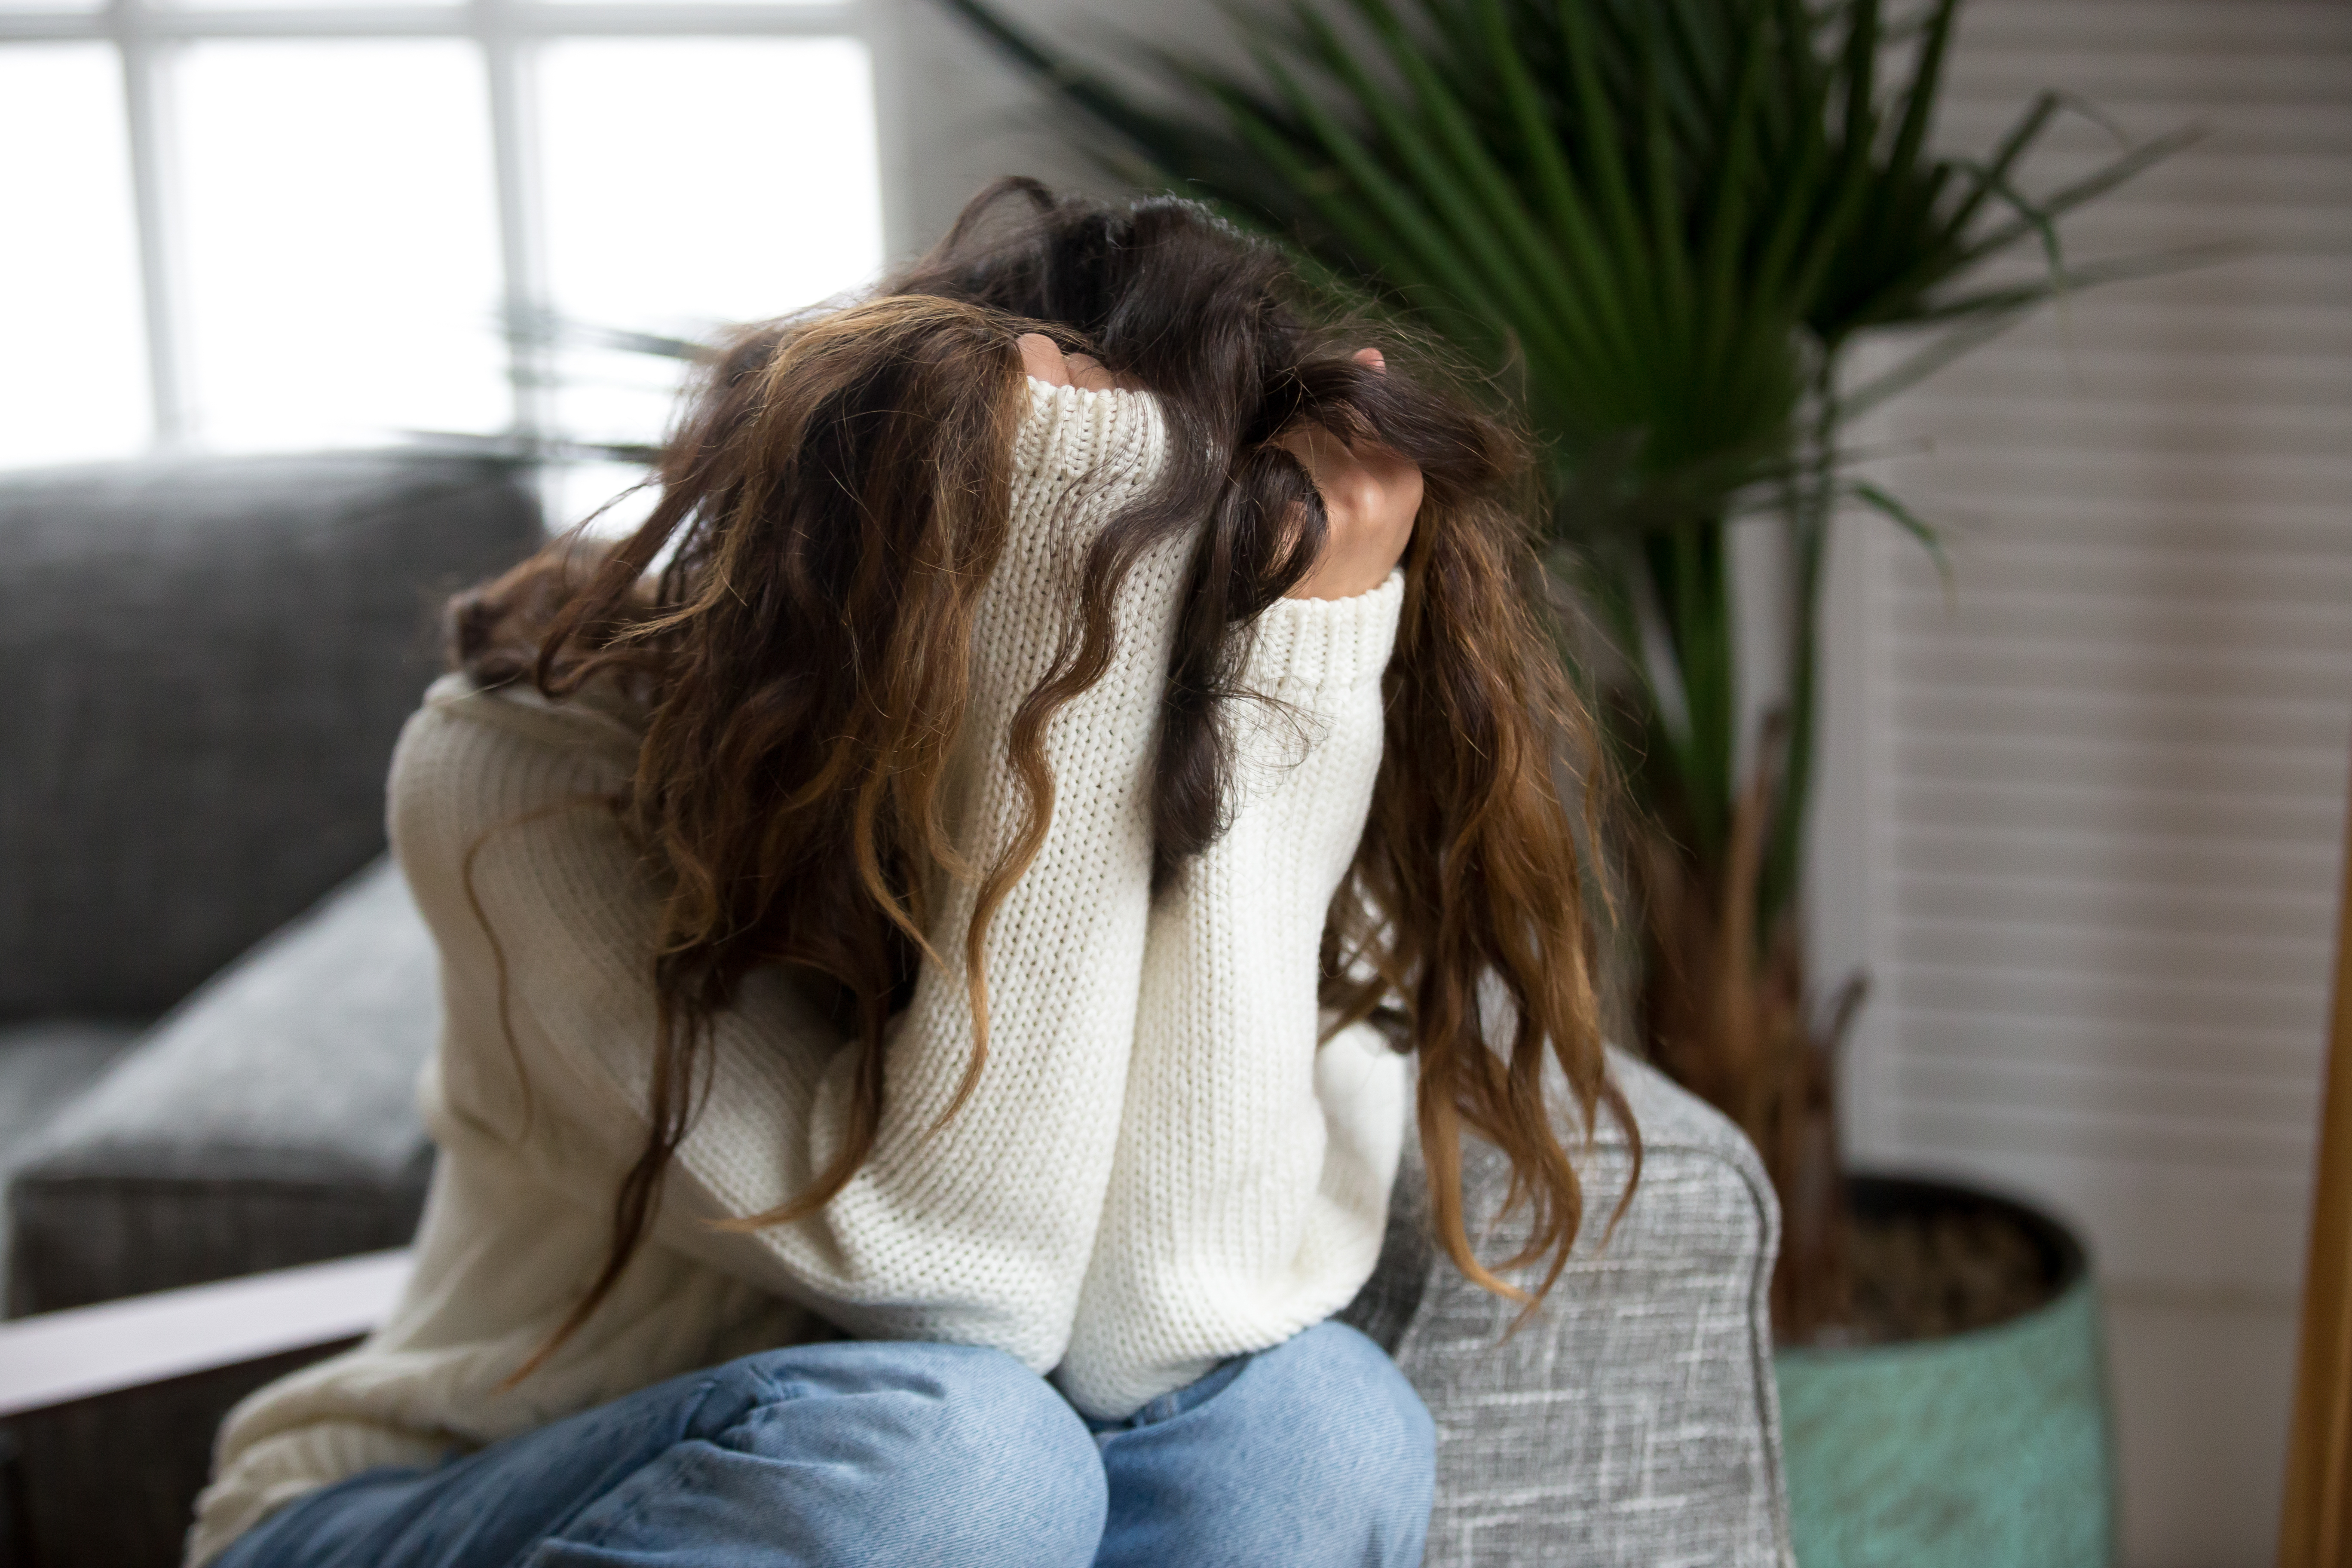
[392,380,1179,1373]
[1057,571,1409,1418]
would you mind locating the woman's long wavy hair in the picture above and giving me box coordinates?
[456,179,1635,1366]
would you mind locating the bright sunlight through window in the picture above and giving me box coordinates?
[0,3,889,533]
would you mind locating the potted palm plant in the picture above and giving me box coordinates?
[937,0,2194,1559]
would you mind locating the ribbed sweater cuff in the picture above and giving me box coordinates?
[1014,378,1166,484]
[1244,568,1404,692]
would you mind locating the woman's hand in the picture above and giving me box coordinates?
[1018,332,1128,393]
[1022,334,1418,601]
[1276,349,1423,601]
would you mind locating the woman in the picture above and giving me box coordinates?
[191,181,1631,1568]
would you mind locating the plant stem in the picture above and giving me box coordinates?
[1761,348,1841,942]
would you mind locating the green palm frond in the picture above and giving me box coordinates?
[937,0,2190,944]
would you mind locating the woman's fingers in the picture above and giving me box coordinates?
[1026,332,1415,599]
[1065,354,1120,392]
[1017,333,1071,386]
[1279,349,1421,600]
[1016,333,1124,392]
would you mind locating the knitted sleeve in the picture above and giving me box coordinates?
[1054,570,1411,1419]
[390,379,1182,1374]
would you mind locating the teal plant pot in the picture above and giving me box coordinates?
[1773,1176,2116,1568]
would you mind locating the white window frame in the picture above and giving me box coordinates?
[0,0,907,450]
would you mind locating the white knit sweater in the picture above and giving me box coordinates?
[187,380,1409,1565]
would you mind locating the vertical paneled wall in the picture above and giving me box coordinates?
[1817,3,2352,1561]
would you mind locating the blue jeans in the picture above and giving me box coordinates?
[214,1320,1434,1568]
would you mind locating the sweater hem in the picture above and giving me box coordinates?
[1244,568,1405,692]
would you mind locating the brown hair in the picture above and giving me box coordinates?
[456,180,1635,1367]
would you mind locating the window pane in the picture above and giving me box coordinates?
[0,45,150,467]
[548,458,661,542]
[549,0,848,6]
[156,0,456,10]
[536,37,882,460]
[174,40,508,450]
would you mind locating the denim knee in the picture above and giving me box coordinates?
[1093,1321,1435,1568]
[716,1341,1107,1564]
[1255,1322,1436,1535]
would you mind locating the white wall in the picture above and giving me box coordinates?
[883,0,1233,257]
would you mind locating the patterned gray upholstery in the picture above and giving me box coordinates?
[1378,1052,1794,1566]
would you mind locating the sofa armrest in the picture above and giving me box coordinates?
[1368,1048,1793,1568]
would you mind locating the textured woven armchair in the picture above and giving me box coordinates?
[0,452,1791,1568]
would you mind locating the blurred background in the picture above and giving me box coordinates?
[0,2,2346,1565]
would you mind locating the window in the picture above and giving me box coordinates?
[0,0,894,522]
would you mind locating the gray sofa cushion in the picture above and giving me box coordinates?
[0,450,539,1018]
[1395,1049,1792,1567]
[0,1022,141,1164]
[7,861,437,1315]
[0,1020,142,1302]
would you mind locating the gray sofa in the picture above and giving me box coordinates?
[0,451,543,1568]
[0,452,1792,1568]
